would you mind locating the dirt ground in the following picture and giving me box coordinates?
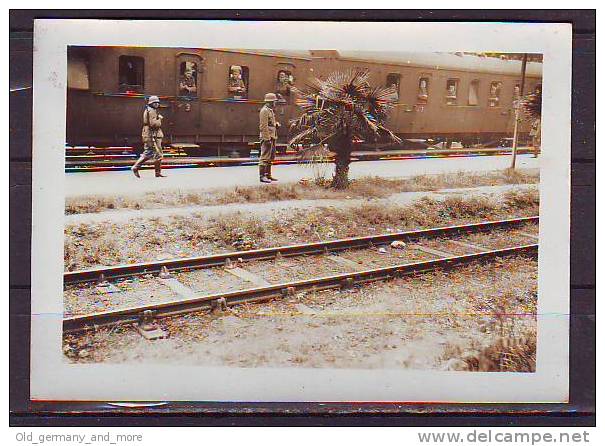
[64,187,539,271]
[63,176,539,371]
[64,184,537,227]
[64,257,537,371]
[65,169,539,215]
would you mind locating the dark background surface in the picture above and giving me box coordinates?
[9,9,595,426]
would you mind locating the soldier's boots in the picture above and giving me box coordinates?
[131,155,148,178]
[154,160,167,178]
[259,165,271,183]
[267,165,278,182]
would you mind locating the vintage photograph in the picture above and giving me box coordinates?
[29,20,571,402]
[62,46,542,370]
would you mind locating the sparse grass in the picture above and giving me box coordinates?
[205,215,266,250]
[421,256,537,372]
[64,169,539,215]
[442,329,537,372]
[287,189,539,241]
[64,189,539,271]
[502,188,540,209]
[441,274,538,372]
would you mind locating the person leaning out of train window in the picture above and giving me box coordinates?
[258,92,281,183]
[131,95,166,178]
[276,70,293,98]
[179,69,197,96]
[228,65,247,98]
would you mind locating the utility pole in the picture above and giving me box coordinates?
[511,53,528,169]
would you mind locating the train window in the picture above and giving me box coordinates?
[178,61,198,96]
[276,70,294,99]
[488,81,502,107]
[513,84,522,101]
[417,77,429,104]
[534,83,542,94]
[118,56,144,93]
[446,79,459,105]
[468,79,480,106]
[386,73,401,99]
[228,65,249,98]
[67,58,89,90]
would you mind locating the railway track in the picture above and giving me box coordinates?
[64,217,539,334]
[65,216,538,285]
[64,147,537,173]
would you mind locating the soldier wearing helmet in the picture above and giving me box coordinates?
[258,92,280,183]
[131,95,166,178]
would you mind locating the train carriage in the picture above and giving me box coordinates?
[66,47,542,156]
[307,50,542,148]
[67,47,313,156]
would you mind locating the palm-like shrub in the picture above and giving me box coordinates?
[289,69,401,189]
[520,86,542,120]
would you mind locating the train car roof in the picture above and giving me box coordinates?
[225,49,542,76]
[70,46,543,77]
[214,49,314,60]
[330,51,542,77]
[331,51,543,77]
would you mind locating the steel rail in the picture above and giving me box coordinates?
[64,216,539,285]
[64,147,533,163]
[65,147,536,170]
[63,244,538,333]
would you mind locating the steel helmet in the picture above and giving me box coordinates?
[147,95,160,105]
[264,93,278,102]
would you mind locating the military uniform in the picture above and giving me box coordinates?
[131,96,166,178]
[141,106,164,160]
[259,93,279,183]
[529,118,541,157]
